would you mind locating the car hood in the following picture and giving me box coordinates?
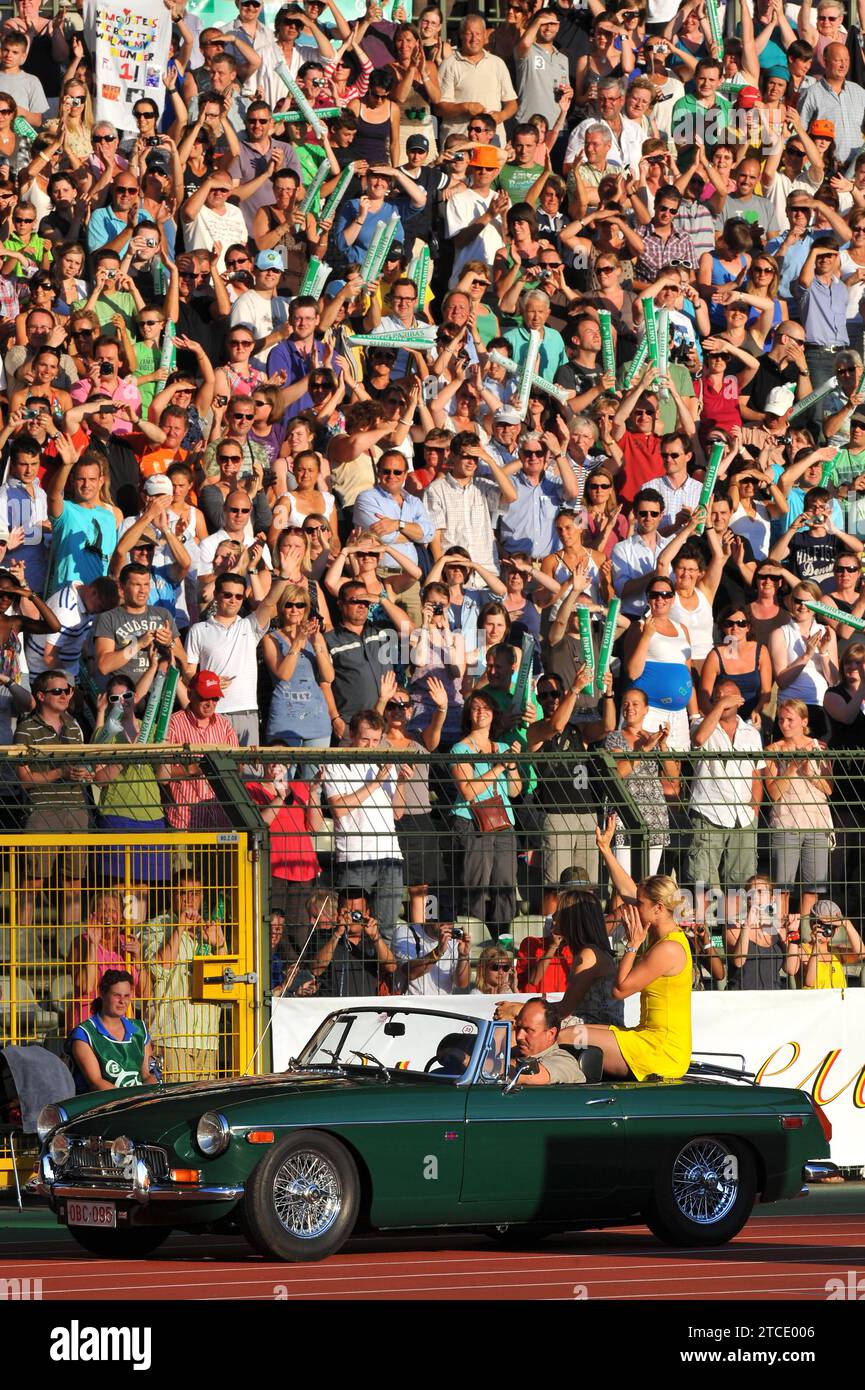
[56,1070,431,1141]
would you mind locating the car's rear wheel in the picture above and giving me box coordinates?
[242,1130,359,1262]
[67,1226,172,1258]
[644,1135,756,1247]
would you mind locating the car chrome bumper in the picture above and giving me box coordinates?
[36,1180,243,1204]
[801,1161,841,1185]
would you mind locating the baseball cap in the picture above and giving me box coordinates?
[189,670,222,699]
[256,249,284,271]
[469,144,500,169]
[736,86,760,109]
[764,386,796,416]
[812,899,844,922]
[143,474,173,497]
[494,406,522,425]
[146,155,170,173]
[406,134,429,153]
[809,118,836,137]
[323,278,346,298]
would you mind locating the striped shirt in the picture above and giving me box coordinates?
[165,709,238,831]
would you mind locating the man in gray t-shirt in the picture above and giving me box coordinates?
[0,33,48,126]
[92,564,181,686]
[715,156,781,239]
[514,10,571,126]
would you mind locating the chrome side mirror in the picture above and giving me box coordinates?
[504,1056,541,1093]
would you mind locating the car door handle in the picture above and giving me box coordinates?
[584,1097,615,1106]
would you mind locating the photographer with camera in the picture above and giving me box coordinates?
[93,561,184,696]
[391,919,471,995]
[801,898,864,988]
[311,888,396,997]
[725,874,802,991]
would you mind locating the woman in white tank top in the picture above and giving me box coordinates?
[769,581,840,726]
[657,530,725,672]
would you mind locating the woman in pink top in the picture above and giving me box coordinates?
[66,892,149,1031]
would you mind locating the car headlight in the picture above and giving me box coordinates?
[110,1136,134,1167]
[37,1104,67,1143]
[48,1131,70,1167]
[196,1112,230,1157]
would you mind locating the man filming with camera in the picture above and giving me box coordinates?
[391,920,471,996]
[311,888,396,997]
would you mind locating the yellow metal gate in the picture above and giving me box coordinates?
[0,831,262,1188]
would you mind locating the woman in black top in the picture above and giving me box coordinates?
[724,874,801,990]
[824,642,865,748]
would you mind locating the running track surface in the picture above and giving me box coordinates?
[1,1209,863,1300]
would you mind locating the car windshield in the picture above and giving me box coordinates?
[297,1008,488,1080]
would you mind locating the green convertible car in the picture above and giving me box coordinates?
[35,1005,837,1262]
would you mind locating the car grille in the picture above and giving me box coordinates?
[65,1137,169,1182]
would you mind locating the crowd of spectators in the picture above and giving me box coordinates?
[1,0,865,1027]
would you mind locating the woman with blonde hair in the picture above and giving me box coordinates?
[473,943,517,995]
[565,819,693,1081]
[765,698,834,922]
[261,583,334,755]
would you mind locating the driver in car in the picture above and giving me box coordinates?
[510,998,586,1085]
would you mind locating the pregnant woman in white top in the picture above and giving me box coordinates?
[656,512,725,672]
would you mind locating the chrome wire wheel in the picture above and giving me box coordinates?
[272,1149,342,1239]
[671,1138,738,1224]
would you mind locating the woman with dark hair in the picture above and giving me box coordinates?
[748,563,790,645]
[514,889,625,1029]
[348,66,400,166]
[68,969,155,1092]
[581,466,626,558]
[387,22,441,161]
[450,690,522,936]
[698,605,772,723]
[698,218,753,332]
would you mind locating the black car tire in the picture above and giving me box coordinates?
[242,1130,360,1262]
[67,1226,172,1258]
[643,1135,757,1247]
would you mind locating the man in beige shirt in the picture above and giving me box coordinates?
[436,14,517,145]
[511,998,586,1084]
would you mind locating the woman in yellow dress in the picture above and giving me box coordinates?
[565,817,692,1080]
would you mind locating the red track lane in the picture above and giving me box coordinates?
[2,1212,863,1300]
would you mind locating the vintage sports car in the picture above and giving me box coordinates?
[35,1006,836,1262]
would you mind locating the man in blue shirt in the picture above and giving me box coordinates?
[498,432,582,558]
[353,450,435,623]
[768,192,852,305]
[86,176,143,255]
[795,240,851,389]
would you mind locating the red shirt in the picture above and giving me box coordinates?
[516,936,574,993]
[618,432,662,507]
[245,781,319,882]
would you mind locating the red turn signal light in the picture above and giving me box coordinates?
[169,1169,202,1183]
[781,1115,805,1130]
[246,1131,275,1144]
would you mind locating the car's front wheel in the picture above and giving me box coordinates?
[242,1131,359,1262]
[67,1226,172,1258]
[643,1135,756,1247]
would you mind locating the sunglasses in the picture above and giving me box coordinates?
[282,600,307,610]
[226,506,251,513]
[537,689,560,700]
[596,265,617,273]
[304,524,324,534]
[108,690,135,704]
[587,481,611,489]
[521,448,545,457]
[647,590,673,600]
[379,468,406,477]
[231,413,255,421]
[836,565,859,573]
[724,618,748,628]
[385,699,411,711]
[226,258,250,268]
[343,596,372,606]
[44,685,72,696]
[93,134,116,143]
[486,963,511,972]
[633,407,656,416]
[637,509,661,518]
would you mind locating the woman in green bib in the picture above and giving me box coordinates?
[68,970,155,1093]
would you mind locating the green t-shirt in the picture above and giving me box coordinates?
[671,92,733,146]
[94,728,165,822]
[134,340,160,412]
[72,290,138,335]
[828,446,865,487]
[616,358,695,434]
[495,161,544,204]
[71,1014,149,1089]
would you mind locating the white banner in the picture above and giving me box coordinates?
[272,991,865,1166]
[84,0,172,135]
